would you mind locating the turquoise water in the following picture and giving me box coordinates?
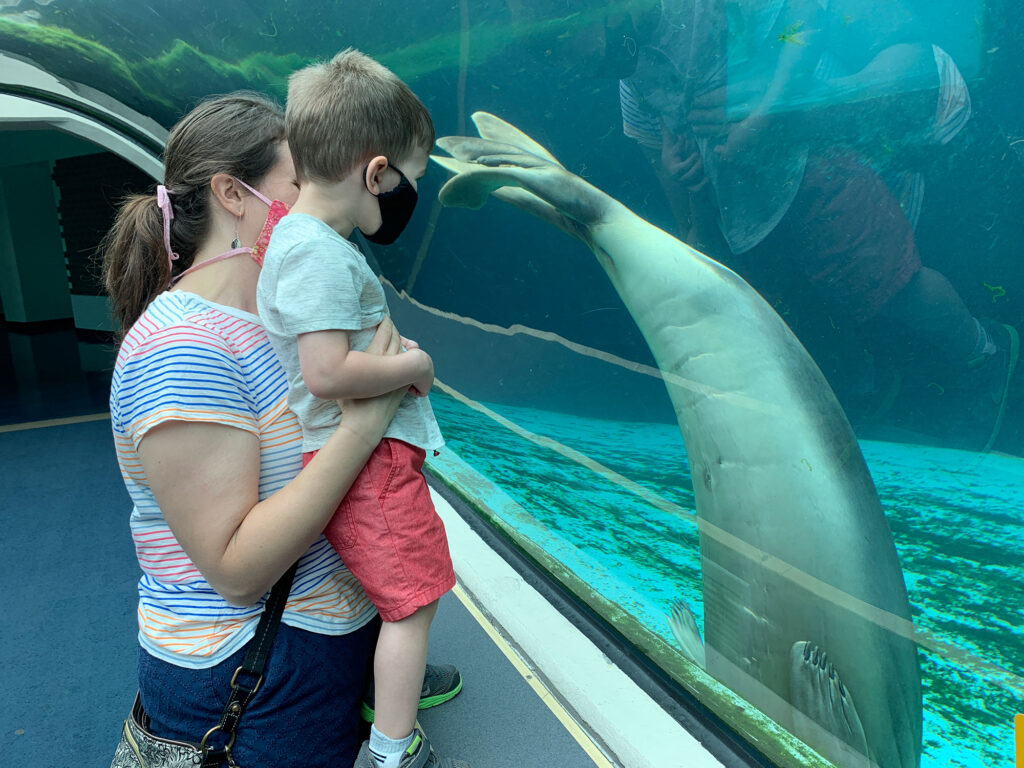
[430,392,1024,768]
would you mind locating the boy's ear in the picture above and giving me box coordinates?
[364,155,390,194]
[209,173,246,217]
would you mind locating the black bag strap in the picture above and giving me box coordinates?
[199,561,298,767]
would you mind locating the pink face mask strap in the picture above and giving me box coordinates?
[156,185,180,278]
[233,177,273,207]
[165,179,279,286]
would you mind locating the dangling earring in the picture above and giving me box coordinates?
[231,215,241,249]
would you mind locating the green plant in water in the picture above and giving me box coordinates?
[133,39,306,106]
[983,282,1006,303]
[777,21,807,45]
[0,16,147,95]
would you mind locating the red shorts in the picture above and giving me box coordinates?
[741,152,921,328]
[303,439,454,622]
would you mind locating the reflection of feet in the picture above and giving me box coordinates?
[889,321,1021,452]
[932,321,1023,452]
[966,322,1019,452]
[361,664,463,723]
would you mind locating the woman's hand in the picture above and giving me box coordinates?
[712,114,777,164]
[662,132,709,193]
[367,316,402,356]
[336,318,407,446]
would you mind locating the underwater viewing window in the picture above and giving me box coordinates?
[2,1,1022,766]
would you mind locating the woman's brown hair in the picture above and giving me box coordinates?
[102,92,285,338]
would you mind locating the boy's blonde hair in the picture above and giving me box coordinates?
[286,49,434,182]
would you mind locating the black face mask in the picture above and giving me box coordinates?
[363,164,418,245]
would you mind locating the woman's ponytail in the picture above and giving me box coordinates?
[101,194,173,340]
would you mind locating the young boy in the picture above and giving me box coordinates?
[257,50,468,768]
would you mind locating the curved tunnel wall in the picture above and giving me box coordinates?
[0,52,162,419]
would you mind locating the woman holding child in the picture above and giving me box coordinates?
[103,84,461,767]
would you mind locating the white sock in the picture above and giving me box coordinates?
[368,725,414,768]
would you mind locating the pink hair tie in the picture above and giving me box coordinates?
[156,185,180,273]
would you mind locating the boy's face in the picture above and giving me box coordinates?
[356,143,431,245]
[262,141,301,206]
[385,144,430,192]
[237,140,300,248]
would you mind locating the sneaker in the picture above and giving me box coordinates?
[965,321,1019,451]
[353,727,471,768]
[902,321,1020,451]
[361,664,463,723]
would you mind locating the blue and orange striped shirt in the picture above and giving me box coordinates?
[110,291,376,669]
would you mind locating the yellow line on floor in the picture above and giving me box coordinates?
[0,412,110,433]
[451,583,616,768]
[1016,713,1022,767]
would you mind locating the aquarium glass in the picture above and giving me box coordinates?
[1,1,1022,766]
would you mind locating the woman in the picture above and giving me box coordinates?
[102,92,444,766]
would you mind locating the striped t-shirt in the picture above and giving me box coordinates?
[110,290,376,669]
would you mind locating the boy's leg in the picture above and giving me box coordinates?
[362,662,463,722]
[334,440,461,764]
[373,599,438,738]
[368,600,439,765]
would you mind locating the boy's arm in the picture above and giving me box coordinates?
[298,328,433,400]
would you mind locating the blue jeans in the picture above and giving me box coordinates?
[138,619,379,767]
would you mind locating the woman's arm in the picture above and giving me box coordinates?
[138,319,406,605]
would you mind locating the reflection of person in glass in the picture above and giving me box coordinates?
[589,0,1019,451]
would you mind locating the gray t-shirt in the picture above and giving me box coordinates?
[256,213,444,453]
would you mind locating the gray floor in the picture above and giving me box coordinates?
[422,593,600,768]
[0,418,597,767]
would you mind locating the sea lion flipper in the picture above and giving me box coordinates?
[471,111,565,167]
[790,641,870,765]
[490,188,576,235]
[668,599,706,669]
[434,134,611,228]
[436,136,538,166]
[433,161,528,210]
[431,148,584,237]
